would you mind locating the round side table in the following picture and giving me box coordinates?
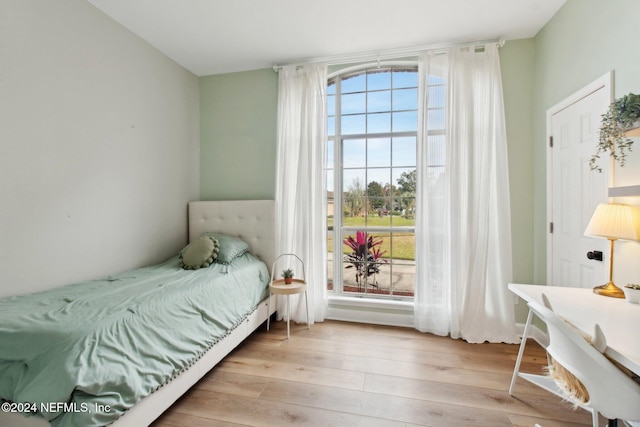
[267,278,310,339]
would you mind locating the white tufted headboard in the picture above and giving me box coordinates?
[188,200,276,270]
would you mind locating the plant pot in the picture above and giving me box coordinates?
[625,120,640,137]
[284,277,293,285]
[622,285,640,304]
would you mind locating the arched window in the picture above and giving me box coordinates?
[326,64,428,299]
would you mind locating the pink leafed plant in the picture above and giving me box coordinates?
[343,231,387,290]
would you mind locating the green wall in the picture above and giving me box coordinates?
[199,46,539,300]
[199,69,278,200]
[500,39,536,285]
[199,46,539,286]
[532,0,640,283]
[199,0,640,324]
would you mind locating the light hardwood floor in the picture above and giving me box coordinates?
[152,320,599,426]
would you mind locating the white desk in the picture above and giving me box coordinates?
[509,283,640,377]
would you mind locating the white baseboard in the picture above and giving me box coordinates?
[327,300,551,346]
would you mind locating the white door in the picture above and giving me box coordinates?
[547,72,612,288]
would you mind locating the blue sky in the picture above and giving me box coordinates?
[326,68,444,195]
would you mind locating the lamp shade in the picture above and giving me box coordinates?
[584,203,640,241]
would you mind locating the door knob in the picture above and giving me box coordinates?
[587,250,603,261]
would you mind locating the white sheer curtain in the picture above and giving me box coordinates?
[414,44,519,343]
[275,63,328,324]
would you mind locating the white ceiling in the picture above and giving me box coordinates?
[88,0,566,77]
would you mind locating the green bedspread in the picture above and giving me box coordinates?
[0,253,269,426]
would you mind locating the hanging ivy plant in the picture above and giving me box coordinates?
[589,93,640,173]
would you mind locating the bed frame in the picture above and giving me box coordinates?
[0,200,276,427]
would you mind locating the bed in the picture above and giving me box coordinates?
[0,200,276,427]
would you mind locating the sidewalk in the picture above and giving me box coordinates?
[327,252,415,294]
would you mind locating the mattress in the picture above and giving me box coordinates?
[0,253,270,426]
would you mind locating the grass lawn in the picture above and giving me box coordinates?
[327,215,415,261]
[328,215,415,228]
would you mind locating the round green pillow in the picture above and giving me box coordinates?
[180,236,219,270]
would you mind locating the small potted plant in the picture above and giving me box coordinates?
[623,283,640,304]
[282,268,294,285]
[590,93,640,173]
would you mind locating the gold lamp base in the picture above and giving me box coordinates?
[593,281,625,298]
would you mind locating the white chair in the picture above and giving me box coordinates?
[522,299,640,427]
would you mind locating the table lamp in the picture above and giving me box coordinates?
[584,202,640,298]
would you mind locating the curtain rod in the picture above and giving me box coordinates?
[273,39,504,71]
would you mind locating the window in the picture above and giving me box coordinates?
[326,66,420,300]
